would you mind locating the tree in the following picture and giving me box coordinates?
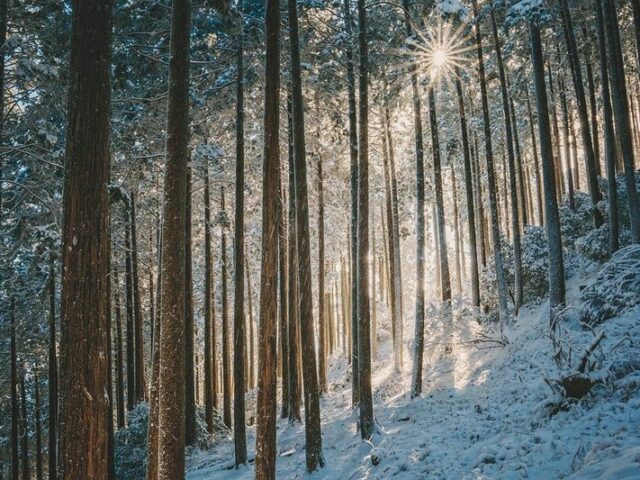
[233,3,247,465]
[220,186,232,429]
[113,265,126,429]
[317,152,327,394]
[11,301,18,480]
[529,17,566,315]
[356,0,374,440]
[254,0,280,475]
[58,0,113,476]
[156,0,191,476]
[185,167,196,445]
[47,262,57,480]
[203,165,215,432]
[287,0,324,468]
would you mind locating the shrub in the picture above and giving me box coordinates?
[114,403,149,480]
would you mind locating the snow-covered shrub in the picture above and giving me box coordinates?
[479,227,549,315]
[581,244,640,325]
[575,224,633,263]
[115,403,149,480]
[559,192,596,248]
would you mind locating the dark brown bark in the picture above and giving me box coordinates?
[288,0,325,467]
[278,172,289,418]
[233,7,247,463]
[113,265,126,429]
[185,166,196,446]
[317,152,327,393]
[254,0,280,474]
[525,88,544,226]
[203,166,214,432]
[220,187,232,429]
[47,262,57,480]
[130,193,146,402]
[124,219,136,412]
[156,0,191,475]
[58,0,112,476]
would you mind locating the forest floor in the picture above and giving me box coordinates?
[186,258,640,479]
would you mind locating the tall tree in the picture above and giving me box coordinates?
[220,187,232,429]
[203,166,214,432]
[254,0,280,475]
[603,0,640,242]
[594,0,618,253]
[34,370,43,480]
[559,0,603,228]
[47,262,57,480]
[113,265,126,429]
[317,152,327,393]
[156,0,191,476]
[19,371,29,480]
[356,0,374,441]
[11,301,18,480]
[530,17,566,315]
[472,0,509,328]
[184,167,196,445]
[287,0,324,468]
[233,3,248,465]
[130,193,146,402]
[58,0,113,476]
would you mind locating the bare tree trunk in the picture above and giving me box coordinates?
[603,0,640,242]
[233,7,247,462]
[47,263,57,480]
[557,72,576,210]
[156,0,191,475]
[530,20,566,315]
[34,370,43,480]
[525,88,544,226]
[220,187,232,429]
[124,218,136,411]
[59,0,112,475]
[317,153,327,393]
[595,0,619,253]
[11,301,19,480]
[185,167,196,446]
[130,193,146,402]
[278,172,289,416]
[255,0,280,475]
[287,0,325,467]
[20,370,29,480]
[203,166,214,432]
[472,0,509,329]
[113,265,126,429]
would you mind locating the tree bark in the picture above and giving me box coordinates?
[254,0,280,474]
[47,262,57,480]
[34,370,43,480]
[530,20,566,315]
[233,6,248,463]
[317,152,327,393]
[203,166,214,432]
[184,167,196,445]
[130,192,146,402]
[124,218,136,412]
[58,0,113,476]
[20,371,29,480]
[220,187,232,429]
[11,301,18,480]
[113,265,126,429]
[156,0,191,476]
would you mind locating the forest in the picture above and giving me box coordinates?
[1,0,640,478]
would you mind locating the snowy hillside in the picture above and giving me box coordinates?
[187,251,640,480]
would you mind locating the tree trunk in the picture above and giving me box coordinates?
[254,0,280,475]
[11,301,19,480]
[404,0,427,399]
[130,193,146,402]
[113,265,126,429]
[185,167,196,445]
[233,7,247,463]
[203,166,214,432]
[356,0,374,441]
[20,371,29,480]
[492,8,522,314]
[156,0,191,475]
[278,170,289,417]
[34,370,43,480]
[342,0,360,408]
[124,219,136,412]
[317,152,327,393]
[58,0,112,476]
[510,96,528,229]
[472,0,509,329]
[595,0,619,254]
[287,0,325,468]
[220,187,232,429]
[47,262,57,480]
[559,0,603,227]
[454,74,480,306]
[603,0,640,242]
[557,73,576,210]
[525,87,544,226]
[530,20,566,315]
[0,0,7,219]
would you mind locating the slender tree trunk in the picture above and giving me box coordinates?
[156,0,191,475]
[233,8,247,463]
[454,75,480,306]
[184,167,196,445]
[342,0,360,408]
[20,371,29,480]
[585,53,601,176]
[558,73,576,210]
[603,0,640,242]
[429,87,452,303]
[220,187,232,429]
[278,172,289,416]
[286,93,301,424]
[254,0,280,474]
[451,167,462,295]
[34,370,43,480]
[317,153,327,393]
[130,193,146,402]
[124,218,136,411]
[47,262,57,480]
[559,0,603,227]
[492,9,522,314]
[525,88,544,226]
[472,0,509,328]
[404,0,426,399]
[203,166,214,432]
[248,256,257,391]
[356,0,374,441]
[59,0,113,475]
[595,0,619,253]
[11,301,19,480]
[0,0,7,219]
[288,0,325,467]
[510,97,528,229]
[530,20,566,315]
[113,265,126,429]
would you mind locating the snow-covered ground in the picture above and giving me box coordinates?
[186,258,640,479]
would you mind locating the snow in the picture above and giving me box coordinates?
[186,258,640,479]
